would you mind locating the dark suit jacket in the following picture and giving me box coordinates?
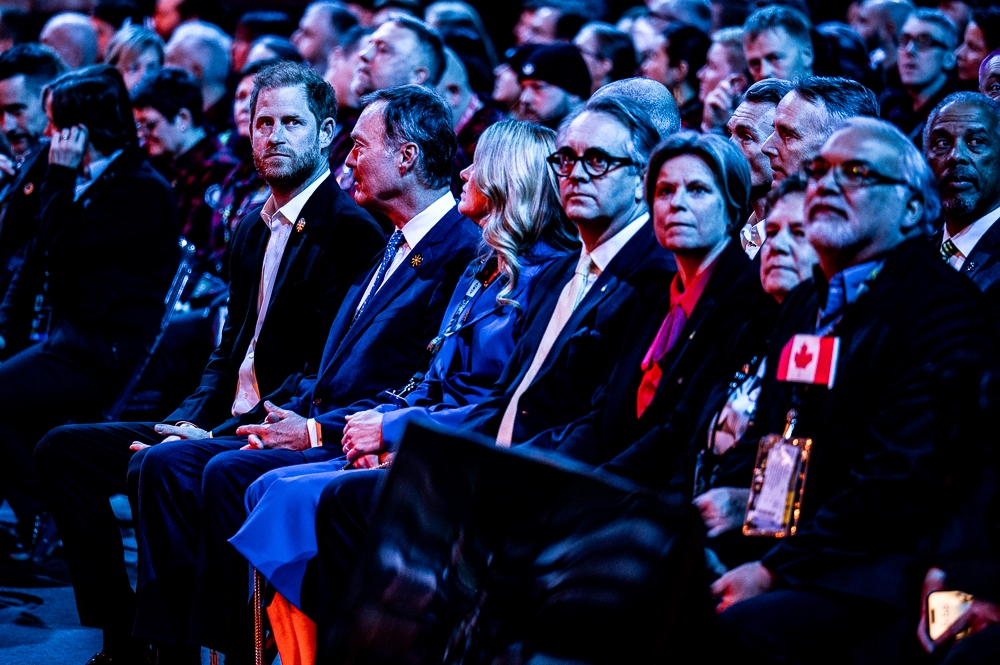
[167,176,384,428]
[0,141,47,301]
[958,210,1000,340]
[555,240,775,470]
[213,203,481,438]
[749,238,997,610]
[0,148,179,372]
[460,221,676,443]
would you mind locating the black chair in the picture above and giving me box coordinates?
[102,238,197,422]
[317,423,713,664]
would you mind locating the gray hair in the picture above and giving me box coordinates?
[591,77,679,138]
[839,116,941,234]
[557,94,662,171]
[923,91,1000,153]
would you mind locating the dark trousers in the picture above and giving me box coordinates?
[717,587,910,664]
[34,421,160,634]
[0,341,117,535]
[943,624,1000,664]
[314,468,383,663]
[129,438,337,659]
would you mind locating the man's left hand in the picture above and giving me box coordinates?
[711,561,775,613]
[237,401,310,451]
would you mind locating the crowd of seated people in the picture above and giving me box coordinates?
[0,0,994,663]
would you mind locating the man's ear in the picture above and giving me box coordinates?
[943,50,957,71]
[398,141,419,175]
[635,172,645,203]
[901,193,925,234]
[412,67,430,85]
[802,43,815,70]
[674,60,689,83]
[318,116,335,150]
[176,107,194,132]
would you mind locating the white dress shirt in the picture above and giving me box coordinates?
[231,170,330,416]
[74,149,123,200]
[740,212,765,260]
[495,212,648,446]
[942,205,1000,271]
[354,192,455,316]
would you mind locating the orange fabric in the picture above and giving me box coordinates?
[266,591,317,665]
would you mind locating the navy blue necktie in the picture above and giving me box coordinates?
[354,229,405,322]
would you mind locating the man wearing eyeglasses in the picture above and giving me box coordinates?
[880,9,958,144]
[712,117,997,662]
[460,94,676,448]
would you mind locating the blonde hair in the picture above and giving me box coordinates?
[105,25,163,68]
[473,119,578,307]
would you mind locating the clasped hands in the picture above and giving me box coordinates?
[129,401,313,452]
[342,409,392,469]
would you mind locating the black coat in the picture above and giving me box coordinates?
[750,238,997,610]
[589,240,776,475]
[956,211,1000,340]
[214,204,482,438]
[167,176,385,428]
[0,141,47,302]
[0,148,179,372]
[461,221,676,443]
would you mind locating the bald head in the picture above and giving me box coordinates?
[647,0,713,34]
[436,47,473,130]
[856,0,915,47]
[592,77,679,138]
[165,22,230,108]
[40,13,98,70]
[165,22,231,86]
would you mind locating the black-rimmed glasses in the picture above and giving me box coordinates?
[546,148,640,179]
[899,34,949,52]
[803,158,909,190]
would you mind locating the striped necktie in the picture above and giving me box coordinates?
[940,239,959,263]
[354,229,405,322]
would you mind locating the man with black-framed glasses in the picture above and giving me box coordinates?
[460,93,676,447]
[880,8,958,144]
[714,116,998,662]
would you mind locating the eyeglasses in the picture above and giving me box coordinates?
[546,148,640,179]
[899,33,949,52]
[803,158,909,190]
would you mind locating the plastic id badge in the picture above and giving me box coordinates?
[743,434,813,537]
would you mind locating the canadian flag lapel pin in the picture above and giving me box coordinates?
[776,334,840,388]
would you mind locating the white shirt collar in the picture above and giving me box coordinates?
[399,191,456,249]
[260,169,331,229]
[943,204,1000,260]
[584,212,649,273]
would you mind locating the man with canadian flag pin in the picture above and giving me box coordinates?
[711,116,999,663]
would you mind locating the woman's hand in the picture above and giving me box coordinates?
[342,409,385,462]
[49,125,88,170]
[693,487,751,538]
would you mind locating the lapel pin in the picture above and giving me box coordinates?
[295,218,306,233]
[410,254,423,267]
[23,182,33,196]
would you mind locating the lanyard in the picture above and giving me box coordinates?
[425,260,501,357]
[389,259,501,400]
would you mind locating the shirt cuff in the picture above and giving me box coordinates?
[307,418,323,448]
